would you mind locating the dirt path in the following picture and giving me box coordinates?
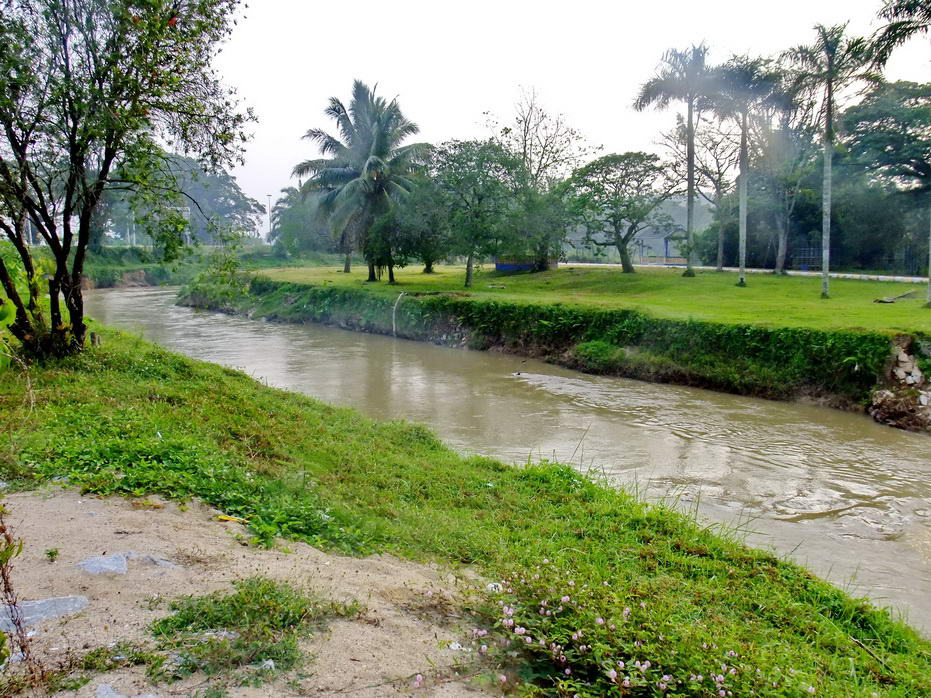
[3,487,493,697]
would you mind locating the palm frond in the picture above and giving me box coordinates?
[292,158,332,178]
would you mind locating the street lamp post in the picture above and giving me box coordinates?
[266,194,272,240]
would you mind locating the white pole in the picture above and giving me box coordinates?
[927,203,931,307]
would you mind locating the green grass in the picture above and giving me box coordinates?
[150,577,356,686]
[12,578,350,696]
[1,331,930,696]
[261,263,931,335]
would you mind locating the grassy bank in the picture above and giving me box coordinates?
[1,331,929,696]
[261,264,931,335]
[190,276,908,405]
[78,247,194,288]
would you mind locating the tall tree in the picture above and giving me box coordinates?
[753,90,820,274]
[873,4,931,305]
[635,45,714,277]
[0,0,249,356]
[394,175,450,274]
[293,81,426,281]
[96,155,264,246]
[569,152,677,273]
[660,116,739,271]
[488,88,596,270]
[844,80,931,304]
[432,140,518,288]
[785,24,872,298]
[714,56,778,286]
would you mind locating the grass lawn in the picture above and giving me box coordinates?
[261,263,931,335]
[1,330,928,695]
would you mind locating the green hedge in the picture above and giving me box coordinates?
[200,278,897,403]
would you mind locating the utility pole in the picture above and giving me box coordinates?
[266,194,272,240]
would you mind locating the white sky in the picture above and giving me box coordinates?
[215,0,931,233]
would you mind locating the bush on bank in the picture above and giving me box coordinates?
[0,330,928,696]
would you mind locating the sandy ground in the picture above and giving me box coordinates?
[1,487,494,697]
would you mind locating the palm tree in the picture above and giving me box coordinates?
[714,56,778,287]
[293,80,425,281]
[635,45,714,277]
[873,0,931,66]
[785,25,871,299]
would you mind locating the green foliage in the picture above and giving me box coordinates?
[80,642,162,674]
[568,152,678,269]
[269,187,336,256]
[0,0,251,356]
[183,232,252,310]
[430,139,521,282]
[292,80,426,270]
[44,547,59,563]
[844,80,931,191]
[150,577,355,684]
[1,331,929,695]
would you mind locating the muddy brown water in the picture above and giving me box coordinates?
[85,287,931,634]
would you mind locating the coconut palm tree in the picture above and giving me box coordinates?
[785,25,871,299]
[713,56,778,287]
[635,45,714,277]
[293,80,426,281]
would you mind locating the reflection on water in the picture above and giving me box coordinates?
[86,287,931,633]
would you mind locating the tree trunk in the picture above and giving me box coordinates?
[926,203,931,307]
[716,223,724,272]
[387,261,396,284]
[465,253,474,288]
[774,215,789,275]
[821,78,834,300]
[737,109,749,287]
[61,276,86,348]
[343,252,351,273]
[366,260,377,282]
[684,97,696,277]
[618,243,636,274]
[423,259,434,274]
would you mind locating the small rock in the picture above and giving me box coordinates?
[77,553,128,575]
[894,368,907,380]
[127,553,178,568]
[0,596,89,632]
[920,394,930,407]
[258,659,275,671]
[96,686,123,698]
[203,630,239,641]
[898,351,910,363]
[906,375,917,385]
[94,685,159,698]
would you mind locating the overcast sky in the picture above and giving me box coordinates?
[214,0,931,233]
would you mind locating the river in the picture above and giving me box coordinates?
[85,287,931,634]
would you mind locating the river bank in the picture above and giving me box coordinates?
[182,274,931,432]
[2,329,929,696]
